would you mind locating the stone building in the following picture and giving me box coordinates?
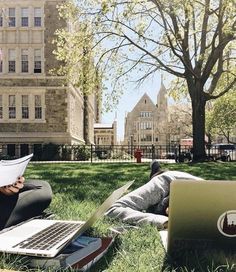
[0,0,99,157]
[94,121,117,146]
[124,81,168,146]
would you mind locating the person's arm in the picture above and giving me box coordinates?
[106,175,170,229]
[0,176,25,196]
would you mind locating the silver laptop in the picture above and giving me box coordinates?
[160,179,236,256]
[0,180,134,257]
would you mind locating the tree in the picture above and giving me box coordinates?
[52,7,102,144]
[206,91,236,143]
[168,103,192,142]
[55,0,236,160]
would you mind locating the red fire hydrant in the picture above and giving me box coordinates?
[134,148,143,163]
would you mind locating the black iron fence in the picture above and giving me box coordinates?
[0,143,235,162]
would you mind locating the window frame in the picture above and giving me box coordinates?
[8,8,16,27]
[8,95,16,119]
[34,8,42,27]
[0,95,2,119]
[34,49,42,73]
[21,8,29,27]
[21,49,29,73]
[8,49,16,73]
[0,48,2,73]
[34,94,42,119]
[21,95,29,119]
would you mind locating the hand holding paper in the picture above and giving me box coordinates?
[0,154,33,187]
[0,176,25,195]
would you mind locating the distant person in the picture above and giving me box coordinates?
[0,177,52,230]
[106,160,203,229]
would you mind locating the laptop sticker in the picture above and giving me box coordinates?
[217,211,236,237]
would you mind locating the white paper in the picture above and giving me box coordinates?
[159,230,168,251]
[0,154,33,187]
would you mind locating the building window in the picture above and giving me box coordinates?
[141,134,146,142]
[0,95,2,119]
[22,95,29,119]
[8,8,15,27]
[35,95,42,119]
[33,144,42,159]
[20,144,29,157]
[7,144,15,157]
[34,49,41,73]
[8,49,16,73]
[140,111,152,118]
[140,122,152,130]
[34,8,42,27]
[21,8,28,27]
[21,49,28,72]
[9,95,16,119]
[0,16,2,27]
[0,48,2,73]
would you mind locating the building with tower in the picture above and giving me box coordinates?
[124,80,168,146]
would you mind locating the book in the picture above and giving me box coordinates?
[72,237,114,271]
[0,154,33,187]
[28,236,102,269]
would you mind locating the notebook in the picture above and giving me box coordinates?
[160,179,236,256]
[0,180,134,258]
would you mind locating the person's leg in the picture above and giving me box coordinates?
[0,180,52,230]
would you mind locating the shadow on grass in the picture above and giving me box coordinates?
[27,163,150,203]
[161,248,236,272]
[27,162,236,204]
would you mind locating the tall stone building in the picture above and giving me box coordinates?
[124,81,168,146]
[0,0,99,157]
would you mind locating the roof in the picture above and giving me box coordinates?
[94,123,113,129]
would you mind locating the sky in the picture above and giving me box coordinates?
[101,74,167,142]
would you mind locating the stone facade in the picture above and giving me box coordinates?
[94,121,117,146]
[124,82,168,146]
[0,0,98,157]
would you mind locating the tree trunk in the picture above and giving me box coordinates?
[83,94,90,144]
[191,91,207,161]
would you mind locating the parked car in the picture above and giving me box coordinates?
[207,143,235,161]
[176,150,192,162]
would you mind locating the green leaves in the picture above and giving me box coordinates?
[206,91,236,143]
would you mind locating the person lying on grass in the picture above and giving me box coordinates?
[0,177,52,230]
[106,161,203,229]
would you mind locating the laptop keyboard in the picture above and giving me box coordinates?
[13,222,83,250]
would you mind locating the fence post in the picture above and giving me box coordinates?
[90,144,93,163]
[152,144,155,160]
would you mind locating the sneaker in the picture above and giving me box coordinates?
[150,160,161,179]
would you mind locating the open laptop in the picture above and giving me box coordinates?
[160,179,236,256]
[0,180,134,258]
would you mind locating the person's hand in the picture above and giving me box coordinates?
[165,207,169,216]
[0,176,25,196]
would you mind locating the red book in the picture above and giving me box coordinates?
[72,237,114,271]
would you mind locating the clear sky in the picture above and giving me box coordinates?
[102,74,165,142]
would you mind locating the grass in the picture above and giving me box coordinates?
[1,162,236,272]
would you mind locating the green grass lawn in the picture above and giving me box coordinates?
[1,162,236,272]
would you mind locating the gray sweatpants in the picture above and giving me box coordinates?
[106,171,203,229]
